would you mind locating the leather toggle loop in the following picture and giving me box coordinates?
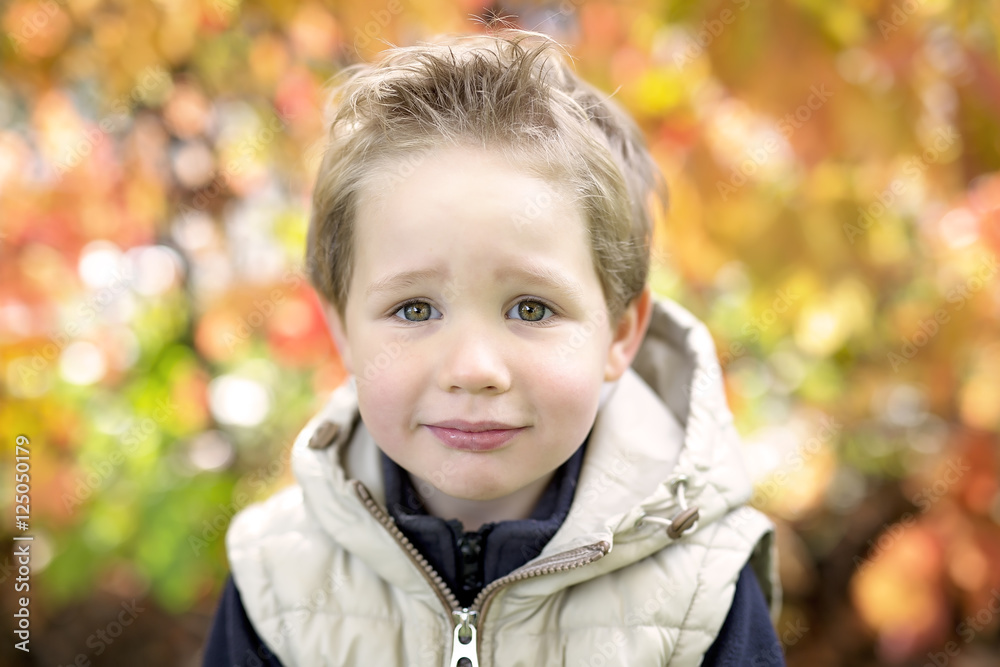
[633,474,702,539]
[308,420,341,449]
[666,475,700,538]
[667,507,700,539]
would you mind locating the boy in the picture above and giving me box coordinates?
[204,28,783,666]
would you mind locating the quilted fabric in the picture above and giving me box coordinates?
[226,295,780,666]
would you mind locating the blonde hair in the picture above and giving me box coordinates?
[306,28,666,330]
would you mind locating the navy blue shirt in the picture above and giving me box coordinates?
[203,436,784,665]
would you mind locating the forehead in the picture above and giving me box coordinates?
[355,145,583,243]
[360,142,575,213]
[349,145,598,298]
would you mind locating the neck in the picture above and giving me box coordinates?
[413,472,555,532]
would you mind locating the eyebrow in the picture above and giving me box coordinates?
[366,268,448,298]
[365,264,585,301]
[494,265,585,302]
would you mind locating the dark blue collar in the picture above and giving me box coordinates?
[381,431,589,608]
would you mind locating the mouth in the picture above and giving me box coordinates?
[425,421,527,452]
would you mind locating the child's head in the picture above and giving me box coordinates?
[307,28,665,332]
[306,29,665,507]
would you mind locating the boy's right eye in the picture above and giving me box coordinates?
[393,300,441,323]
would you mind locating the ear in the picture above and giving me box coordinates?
[318,298,353,374]
[604,284,653,382]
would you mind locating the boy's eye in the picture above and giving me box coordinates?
[394,301,441,322]
[507,300,552,323]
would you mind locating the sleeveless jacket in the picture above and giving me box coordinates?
[226,295,781,666]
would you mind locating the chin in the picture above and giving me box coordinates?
[435,476,517,503]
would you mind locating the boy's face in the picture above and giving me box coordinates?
[324,145,651,504]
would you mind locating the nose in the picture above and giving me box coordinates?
[436,321,511,394]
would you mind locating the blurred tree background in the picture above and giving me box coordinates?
[1,0,999,665]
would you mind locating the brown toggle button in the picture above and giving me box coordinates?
[667,507,700,539]
[308,420,341,450]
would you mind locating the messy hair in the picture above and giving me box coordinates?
[306,27,667,331]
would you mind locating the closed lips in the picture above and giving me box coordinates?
[428,421,523,432]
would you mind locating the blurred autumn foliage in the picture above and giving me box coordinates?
[1,0,999,665]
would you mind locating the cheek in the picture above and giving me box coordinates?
[531,360,601,422]
[358,380,406,424]
[352,334,419,392]
[534,337,606,389]
[546,321,612,368]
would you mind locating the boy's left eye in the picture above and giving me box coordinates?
[506,300,553,323]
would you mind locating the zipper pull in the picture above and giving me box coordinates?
[449,609,479,667]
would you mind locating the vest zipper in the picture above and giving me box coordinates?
[450,609,479,667]
[354,481,459,612]
[354,480,611,665]
[466,540,611,625]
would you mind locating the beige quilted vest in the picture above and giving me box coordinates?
[227,296,780,666]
